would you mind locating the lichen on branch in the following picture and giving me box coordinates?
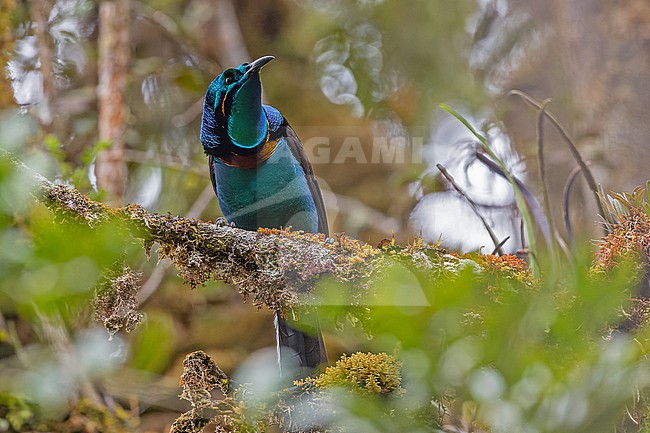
[93,267,144,338]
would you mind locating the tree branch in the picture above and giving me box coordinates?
[17,159,531,317]
[38,176,372,311]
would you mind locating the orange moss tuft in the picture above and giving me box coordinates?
[595,210,650,271]
[479,254,530,274]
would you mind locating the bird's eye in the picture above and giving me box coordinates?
[223,69,237,85]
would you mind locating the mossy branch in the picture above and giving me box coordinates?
[24,163,531,318]
[40,182,367,312]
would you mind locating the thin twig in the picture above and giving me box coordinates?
[0,310,6,333]
[440,103,540,276]
[491,236,510,256]
[474,151,552,247]
[172,98,205,128]
[554,231,572,266]
[562,165,582,247]
[536,98,558,257]
[509,90,608,232]
[7,320,27,366]
[436,163,505,256]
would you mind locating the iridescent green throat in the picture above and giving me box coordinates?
[227,73,268,149]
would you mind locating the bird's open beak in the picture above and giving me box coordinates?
[243,55,274,79]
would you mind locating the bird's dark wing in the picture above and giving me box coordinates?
[278,123,329,375]
[283,123,329,237]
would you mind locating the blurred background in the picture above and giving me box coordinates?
[1,0,650,431]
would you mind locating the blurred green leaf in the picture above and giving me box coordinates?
[173,67,204,93]
[128,310,175,374]
[0,392,36,431]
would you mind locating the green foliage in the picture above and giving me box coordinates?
[303,245,645,432]
[128,310,175,374]
[2,208,138,321]
[0,116,143,425]
[601,182,650,222]
[42,136,110,194]
[46,399,138,433]
[0,393,36,432]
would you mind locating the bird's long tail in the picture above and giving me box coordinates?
[274,312,327,378]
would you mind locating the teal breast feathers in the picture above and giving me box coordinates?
[212,137,319,232]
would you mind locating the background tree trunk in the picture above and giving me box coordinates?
[29,0,54,130]
[96,0,130,205]
[0,0,16,108]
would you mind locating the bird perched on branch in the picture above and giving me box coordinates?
[199,55,328,377]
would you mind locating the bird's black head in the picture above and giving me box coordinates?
[200,55,275,154]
